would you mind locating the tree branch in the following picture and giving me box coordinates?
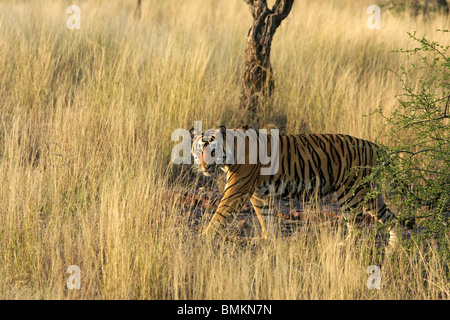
[272,0,295,23]
[240,0,294,123]
[244,0,268,20]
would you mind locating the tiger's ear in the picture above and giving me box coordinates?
[218,125,227,135]
[238,124,253,131]
[189,127,200,140]
[216,125,227,141]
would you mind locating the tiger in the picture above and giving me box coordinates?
[190,125,413,246]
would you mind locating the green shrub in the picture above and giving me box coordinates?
[371,30,449,256]
[382,0,449,15]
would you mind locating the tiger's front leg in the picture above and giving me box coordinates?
[250,195,275,239]
[201,181,255,238]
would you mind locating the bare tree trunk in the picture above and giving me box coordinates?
[240,0,294,123]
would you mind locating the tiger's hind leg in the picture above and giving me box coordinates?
[336,183,369,246]
[338,211,366,246]
[365,194,404,250]
[336,180,390,246]
[342,190,400,248]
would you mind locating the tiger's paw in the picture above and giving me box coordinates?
[199,225,219,240]
[338,240,348,247]
[199,230,212,239]
[338,233,352,247]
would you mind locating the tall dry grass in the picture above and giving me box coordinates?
[0,0,448,299]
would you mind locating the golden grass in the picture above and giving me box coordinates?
[0,0,448,299]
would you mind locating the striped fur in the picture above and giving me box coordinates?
[190,125,401,244]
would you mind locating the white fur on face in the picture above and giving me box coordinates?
[192,139,203,164]
[192,138,227,167]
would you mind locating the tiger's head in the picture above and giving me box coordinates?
[190,125,230,176]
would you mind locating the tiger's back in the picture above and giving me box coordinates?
[256,133,377,205]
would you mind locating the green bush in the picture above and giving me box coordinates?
[371,30,449,256]
[382,0,449,15]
